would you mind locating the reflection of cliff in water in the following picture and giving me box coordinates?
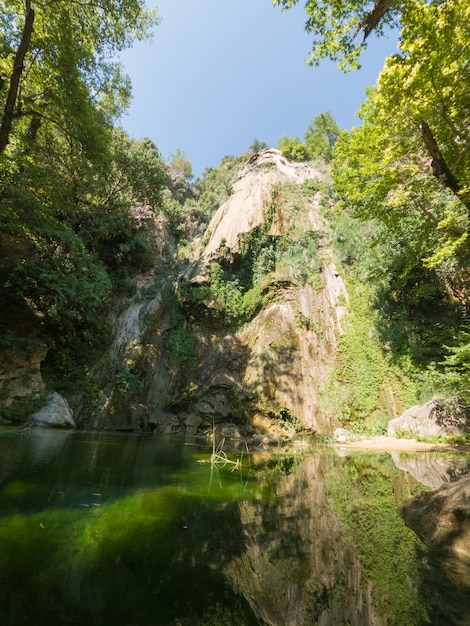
[401,475,470,626]
[221,452,427,626]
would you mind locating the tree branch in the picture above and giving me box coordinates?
[0,1,35,153]
[355,0,395,41]
[419,121,461,193]
[419,120,470,211]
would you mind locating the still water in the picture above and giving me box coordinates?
[1,427,470,625]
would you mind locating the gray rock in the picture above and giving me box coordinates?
[387,398,470,439]
[391,452,470,488]
[30,392,75,429]
[184,413,202,435]
[333,428,351,443]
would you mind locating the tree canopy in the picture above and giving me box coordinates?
[330,0,470,396]
[0,0,165,393]
[0,0,157,154]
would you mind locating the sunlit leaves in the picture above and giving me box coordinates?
[277,135,309,161]
[0,0,164,390]
[273,0,401,69]
[333,0,470,271]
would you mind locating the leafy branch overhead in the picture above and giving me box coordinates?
[0,0,158,154]
[272,0,403,70]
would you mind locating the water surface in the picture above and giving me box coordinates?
[0,427,469,625]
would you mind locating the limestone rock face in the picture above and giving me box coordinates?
[180,149,348,435]
[99,150,349,435]
[188,149,322,283]
[31,392,75,428]
[0,342,47,406]
[387,398,470,438]
[224,455,384,625]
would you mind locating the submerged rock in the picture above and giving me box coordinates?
[30,392,75,429]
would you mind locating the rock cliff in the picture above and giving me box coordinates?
[97,149,349,437]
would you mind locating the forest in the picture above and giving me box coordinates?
[1,0,469,429]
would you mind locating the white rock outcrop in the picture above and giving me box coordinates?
[31,392,76,428]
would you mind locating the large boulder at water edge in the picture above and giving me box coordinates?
[30,392,76,428]
[387,397,470,438]
[400,476,470,589]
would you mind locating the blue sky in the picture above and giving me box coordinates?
[120,0,398,178]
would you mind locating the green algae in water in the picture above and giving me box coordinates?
[0,472,258,625]
[0,429,469,625]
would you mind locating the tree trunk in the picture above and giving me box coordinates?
[0,2,35,154]
[419,120,469,210]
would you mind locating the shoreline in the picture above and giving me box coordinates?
[335,435,470,453]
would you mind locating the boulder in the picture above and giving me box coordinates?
[30,392,75,429]
[387,398,470,439]
[333,428,351,443]
[183,413,202,435]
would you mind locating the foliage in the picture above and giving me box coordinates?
[273,0,402,70]
[168,154,247,249]
[0,0,164,397]
[206,261,265,328]
[277,135,309,162]
[337,280,387,417]
[167,327,197,374]
[249,138,269,152]
[276,230,322,287]
[328,0,470,400]
[439,329,470,402]
[304,111,341,162]
[169,147,193,180]
[327,458,429,624]
[0,0,157,154]
[269,407,304,433]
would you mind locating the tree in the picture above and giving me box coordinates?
[334,0,470,268]
[249,138,269,153]
[277,135,309,161]
[169,148,193,180]
[332,0,470,385]
[0,0,161,392]
[305,111,341,162]
[0,0,157,156]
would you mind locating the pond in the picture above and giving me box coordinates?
[1,427,470,625]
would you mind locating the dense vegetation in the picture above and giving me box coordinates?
[276,0,470,405]
[0,0,168,400]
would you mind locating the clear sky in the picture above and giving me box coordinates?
[120,0,398,178]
